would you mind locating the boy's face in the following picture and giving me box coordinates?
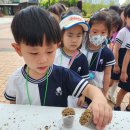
[12,38,58,78]
[62,25,83,52]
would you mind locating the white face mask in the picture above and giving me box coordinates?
[89,34,106,46]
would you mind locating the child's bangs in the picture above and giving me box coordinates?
[11,6,61,46]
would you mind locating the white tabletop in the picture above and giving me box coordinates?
[0,103,130,130]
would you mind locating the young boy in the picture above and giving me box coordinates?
[4,6,112,130]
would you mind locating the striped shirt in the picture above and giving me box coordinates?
[4,65,88,107]
[115,27,130,48]
[115,27,130,73]
[81,44,115,88]
[54,48,89,79]
[126,43,130,49]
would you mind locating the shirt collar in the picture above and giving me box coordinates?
[21,64,53,84]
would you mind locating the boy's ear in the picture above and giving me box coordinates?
[11,43,22,56]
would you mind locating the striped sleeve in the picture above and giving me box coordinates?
[115,28,125,45]
[4,92,16,101]
[82,74,90,80]
[4,72,18,101]
[105,47,116,66]
[106,60,116,66]
[72,78,88,98]
[115,38,123,45]
[126,43,130,49]
[63,68,89,98]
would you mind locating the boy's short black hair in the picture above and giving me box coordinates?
[11,6,61,46]
[89,11,111,37]
[124,4,130,18]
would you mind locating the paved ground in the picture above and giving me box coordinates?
[0,16,14,51]
[0,16,130,110]
[0,16,24,103]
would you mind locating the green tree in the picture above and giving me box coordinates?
[40,0,59,8]
[109,0,116,6]
[50,0,59,4]
[82,2,108,17]
[68,0,78,7]
[82,0,122,17]
[123,0,130,5]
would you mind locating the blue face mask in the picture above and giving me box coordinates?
[89,34,106,46]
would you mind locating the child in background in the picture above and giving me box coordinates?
[117,42,130,111]
[54,9,90,107]
[54,10,89,79]
[120,6,126,27]
[106,10,122,103]
[48,3,67,22]
[120,44,130,111]
[108,10,122,50]
[113,5,130,111]
[109,5,121,15]
[120,44,130,83]
[81,11,115,97]
[4,6,112,130]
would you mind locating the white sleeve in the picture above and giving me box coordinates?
[4,70,20,101]
[126,43,130,49]
[115,28,125,45]
[4,75,17,101]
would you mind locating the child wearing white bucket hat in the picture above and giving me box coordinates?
[54,9,90,108]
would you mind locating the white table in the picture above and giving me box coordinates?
[0,103,130,130]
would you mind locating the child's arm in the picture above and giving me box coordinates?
[102,66,112,97]
[113,43,121,73]
[120,49,130,82]
[109,42,114,51]
[82,84,112,130]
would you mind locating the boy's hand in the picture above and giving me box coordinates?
[120,72,128,82]
[88,99,112,130]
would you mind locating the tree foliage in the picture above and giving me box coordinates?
[82,0,119,17]
[40,0,59,8]
[40,0,78,8]
[122,0,130,5]
[83,2,108,16]
[68,0,78,6]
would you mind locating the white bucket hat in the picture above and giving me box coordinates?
[60,14,89,31]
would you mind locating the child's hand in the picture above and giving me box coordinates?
[88,98,112,130]
[113,65,120,74]
[120,72,128,82]
[77,95,85,107]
